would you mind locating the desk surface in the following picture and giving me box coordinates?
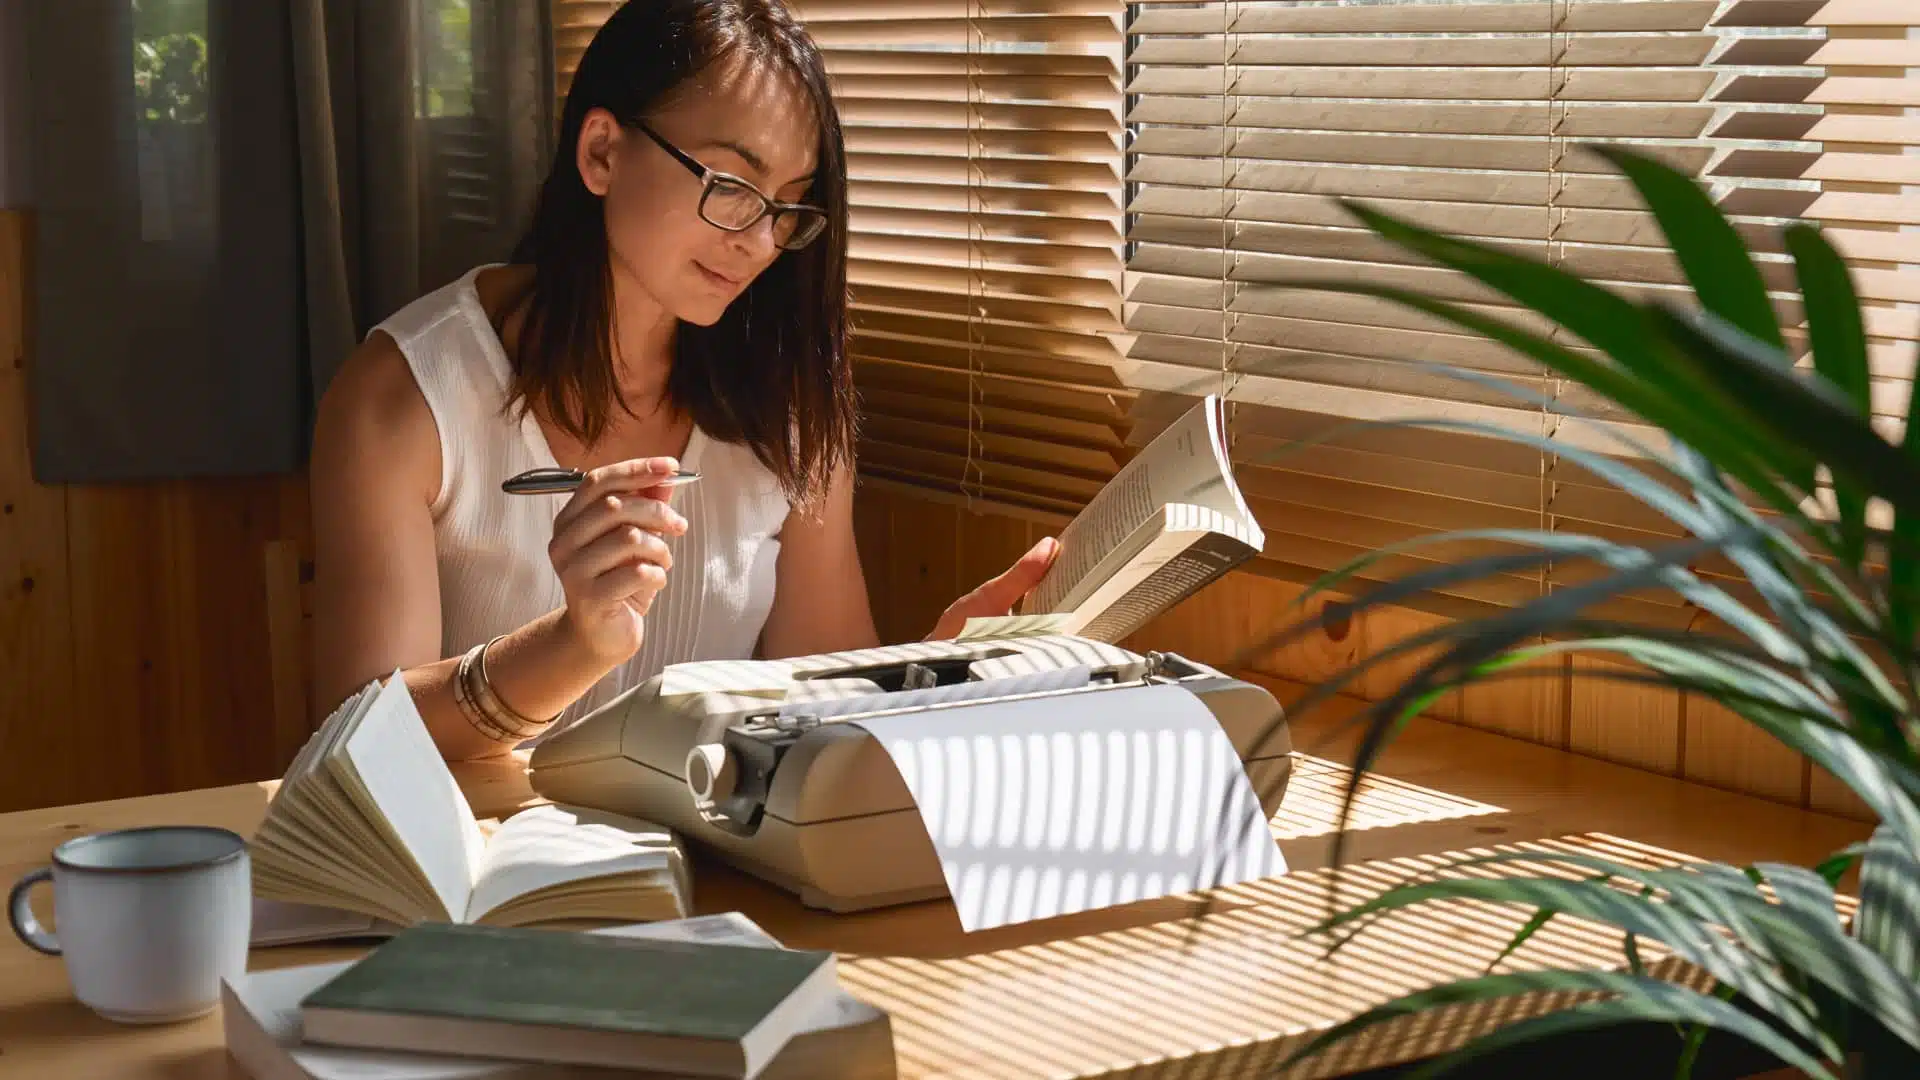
[0,680,1873,1080]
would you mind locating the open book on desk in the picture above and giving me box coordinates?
[1008,394,1263,644]
[249,674,689,939]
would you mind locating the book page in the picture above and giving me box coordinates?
[330,675,487,923]
[955,613,1072,641]
[464,803,680,924]
[1026,396,1242,615]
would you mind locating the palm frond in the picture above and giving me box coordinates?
[1258,141,1920,1077]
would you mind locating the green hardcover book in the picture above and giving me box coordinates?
[298,922,839,1079]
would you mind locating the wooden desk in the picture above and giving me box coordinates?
[0,682,1873,1079]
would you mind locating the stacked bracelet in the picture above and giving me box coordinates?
[452,636,559,743]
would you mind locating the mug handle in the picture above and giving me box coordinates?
[8,866,60,955]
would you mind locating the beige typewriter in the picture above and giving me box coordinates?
[527,632,1293,913]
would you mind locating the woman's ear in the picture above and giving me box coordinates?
[575,108,622,197]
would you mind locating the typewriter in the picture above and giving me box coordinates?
[527,633,1293,913]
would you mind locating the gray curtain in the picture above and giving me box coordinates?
[17,0,552,483]
[292,0,553,402]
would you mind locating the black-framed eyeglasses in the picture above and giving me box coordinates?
[635,122,828,252]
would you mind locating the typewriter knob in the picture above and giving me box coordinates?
[685,742,737,805]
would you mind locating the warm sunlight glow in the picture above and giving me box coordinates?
[1269,754,1507,840]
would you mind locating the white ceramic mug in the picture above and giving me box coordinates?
[8,825,252,1024]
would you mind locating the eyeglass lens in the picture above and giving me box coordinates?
[701,177,826,250]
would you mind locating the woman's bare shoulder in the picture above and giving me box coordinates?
[311,331,441,506]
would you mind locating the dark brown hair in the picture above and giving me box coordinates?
[504,0,854,507]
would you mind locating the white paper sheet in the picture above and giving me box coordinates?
[853,683,1287,931]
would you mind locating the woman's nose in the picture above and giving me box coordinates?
[728,214,780,261]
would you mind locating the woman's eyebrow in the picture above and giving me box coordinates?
[701,138,768,175]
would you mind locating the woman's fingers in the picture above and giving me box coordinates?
[551,457,681,534]
[563,522,674,586]
[549,490,688,566]
[586,561,668,616]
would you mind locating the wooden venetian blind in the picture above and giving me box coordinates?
[1122,0,1919,622]
[796,0,1130,519]
[550,0,1133,522]
[551,0,620,104]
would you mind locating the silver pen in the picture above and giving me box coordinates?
[501,466,702,495]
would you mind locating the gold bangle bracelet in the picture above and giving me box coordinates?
[471,636,560,739]
[453,642,517,743]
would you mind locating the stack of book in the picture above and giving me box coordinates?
[223,912,897,1079]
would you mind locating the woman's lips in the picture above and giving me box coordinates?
[695,263,742,290]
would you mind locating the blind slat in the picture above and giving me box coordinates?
[1131,1,1718,35]
[1129,99,1717,139]
[1124,0,1916,616]
[1131,34,1715,68]
[1129,67,1717,103]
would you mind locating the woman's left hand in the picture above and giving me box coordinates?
[925,536,1061,640]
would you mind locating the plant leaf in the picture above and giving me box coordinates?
[1274,970,1838,1080]
[1815,842,1868,890]
[1751,861,1920,1053]
[1785,222,1872,566]
[1854,824,1920,983]
[1488,906,1561,974]
[1651,303,1920,517]
[1893,360,1920,651]
[1587,143,1786,352]
[1304,866,1827,1048]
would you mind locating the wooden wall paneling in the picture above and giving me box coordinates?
[1239,574,1368,692]
[957,506,1033,616]
[1456,646,1568,748]
[0,208,317,811]
[1682,693,1809,808]
[0,212,80,814]
[851,481,895,641]
[189,478,305,787]
[1120,572,1245,670]
[887,498,961,643]
[1347,599,1464,724]
[263,537,310,763]
[62,484,167,804]
[1808,763,1876,823]
[1567,656,1681,776]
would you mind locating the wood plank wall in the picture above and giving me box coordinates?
[0,212,315,813]
[0,207,1876,825]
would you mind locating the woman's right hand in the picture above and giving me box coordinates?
[547,457,690,665]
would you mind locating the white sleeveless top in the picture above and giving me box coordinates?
[373,265,792,736]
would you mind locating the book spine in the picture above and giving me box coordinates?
[1077,532,1256,644]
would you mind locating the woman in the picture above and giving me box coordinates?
[308,0,1059,760]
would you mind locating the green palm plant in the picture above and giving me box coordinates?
[1235,146,1920,1079]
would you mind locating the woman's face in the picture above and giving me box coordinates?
[577,55,822,329]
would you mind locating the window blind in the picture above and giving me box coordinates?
[551,0,619,104]
[1122,0,1918,622]
[551,0,1132,523]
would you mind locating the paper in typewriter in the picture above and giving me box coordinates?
[853,683,1287,931]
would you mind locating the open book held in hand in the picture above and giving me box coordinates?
[249,674,690,933]
[1006,394,1262,643]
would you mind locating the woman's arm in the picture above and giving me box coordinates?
[308,334,676,760]
[756,463,1061,658]
[756,461,882,657]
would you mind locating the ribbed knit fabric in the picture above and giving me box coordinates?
[372,265,790,738]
